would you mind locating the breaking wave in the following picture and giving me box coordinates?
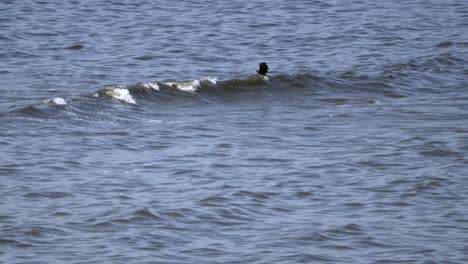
[9,52,467,118]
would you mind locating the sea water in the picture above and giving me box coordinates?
[1,1,468,263]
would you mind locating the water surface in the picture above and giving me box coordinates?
[1,0,468,263]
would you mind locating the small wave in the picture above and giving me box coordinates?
[12,52,462,117]
[90,77,216,104]
[10,72,395,118]
[23,191,71,199]
[432,52,465,66]
[384,52,466,76]
[10,96,68,119]
[64,44,84,50]
[0,239,33,248]
[90,208,165,227]
[37,97,67,106]
[133,55,156,61]
[436,41,453,48]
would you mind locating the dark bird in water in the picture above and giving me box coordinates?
[257,62,269,76]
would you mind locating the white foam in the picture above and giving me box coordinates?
[163,80,199,92]
[105,88,136,104]
[141,82,160,91]
[184,80,200,92]
[162,77,218,93]
[41,97,67,105]
[52,97,67,105]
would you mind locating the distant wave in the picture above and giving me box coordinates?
[10,52,467,117]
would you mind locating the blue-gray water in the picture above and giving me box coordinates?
[1,1,468,263]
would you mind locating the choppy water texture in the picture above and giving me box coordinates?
[1,0,468,263]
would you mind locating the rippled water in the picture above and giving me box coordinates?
[1,0,468,263]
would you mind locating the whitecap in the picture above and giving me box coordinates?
[161,77,218,93]
[105,88,136,104]
[41,97,67,105]
[52,97,67,105]
[163,80,199,92]
[141,82,160,91]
